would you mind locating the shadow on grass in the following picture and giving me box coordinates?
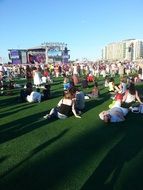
[0,96,19,109]
[0,109,57,144]
[0,156,9,164]
[0,104,36,118]
[0,123,127,190]
[0,129,69,179]
[51,90,63,98]
[82,116,143,190]
[31,128,69,155]
[0,116,143,190]
[0,102,36,113]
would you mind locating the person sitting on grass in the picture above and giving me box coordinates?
[81,77,88,89]
[99,106,129,123]
[20,82,33,102]
[27,88,42,103]
[74,88,85,114]
[87,81,100,99]
[122,83,143,108]
[108,77,119,94]
[68,86,85,115]
[109,92,123,109]
[104,76,109,88]
[86,72,94,82]
[43,90,81,119]
[42,84,51,101]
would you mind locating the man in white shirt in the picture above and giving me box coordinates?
[27,88,41,103]
[99,107,128,123]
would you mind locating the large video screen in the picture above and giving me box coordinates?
[10,50,20,59]
[10,50,21,64]
[29,53,45,64]
[48,48,62,58]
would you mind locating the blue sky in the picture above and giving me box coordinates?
[0,0,143,62]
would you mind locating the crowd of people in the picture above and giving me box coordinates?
[0,59,143,123]
[99,75,143,123]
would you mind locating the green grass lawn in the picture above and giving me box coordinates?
[0,77,143,190]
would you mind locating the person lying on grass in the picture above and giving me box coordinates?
[43,90,81,119]
[99,106,129,123]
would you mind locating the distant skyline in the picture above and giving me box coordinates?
[0,0,143,62]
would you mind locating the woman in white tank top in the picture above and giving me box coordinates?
[122,83,142,107]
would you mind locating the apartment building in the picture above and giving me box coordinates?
[102,39,143,61]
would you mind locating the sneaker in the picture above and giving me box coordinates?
[43,114,51,119]
[43,115,47,119]
[43,114,49,119]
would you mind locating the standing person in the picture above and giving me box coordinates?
[104,76,109,88]
[0,79,4,95]
[33,67,42,87]
[0,64,4,79]
[72,74,79,86]
[43,91,81,119]
[54,64,60,77]
[26,65,33,82]
[138,65,143,80]
[72,63,78,75]
[118,62,125,77]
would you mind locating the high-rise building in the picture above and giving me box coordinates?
[102,39,143,61]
